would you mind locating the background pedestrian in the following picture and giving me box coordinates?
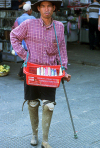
[11,3,36,78]
[87,0,100,50]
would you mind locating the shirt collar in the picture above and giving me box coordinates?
[22,13,29,16]
[39,17,54,28]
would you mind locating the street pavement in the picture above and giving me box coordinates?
[67,42,100,67]
[0,42,100,148]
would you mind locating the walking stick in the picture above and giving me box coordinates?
[53,22,77,138]
[62,79,78,139]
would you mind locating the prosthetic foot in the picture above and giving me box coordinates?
[41,142,52,148]
[28,100,40,146]
[41,100,55,148]
[31,135,38,146]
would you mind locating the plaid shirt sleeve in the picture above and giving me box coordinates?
[10,20,28,60]
[55,22,68,71]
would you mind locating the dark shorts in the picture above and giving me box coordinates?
[24,75,56,102]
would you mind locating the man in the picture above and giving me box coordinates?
[10,0,71,147]
[12,3,36,77]
[87,0,100,50]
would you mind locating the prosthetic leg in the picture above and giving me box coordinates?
[28,100,40,146]
[41,100,55,148]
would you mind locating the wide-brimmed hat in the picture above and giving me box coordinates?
[31,0,62,12]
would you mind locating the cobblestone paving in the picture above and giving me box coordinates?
[0,60,100,148]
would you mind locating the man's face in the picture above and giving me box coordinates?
[37,1,55,19]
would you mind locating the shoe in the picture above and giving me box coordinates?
[41,142,52,148]
[31,135,38,146]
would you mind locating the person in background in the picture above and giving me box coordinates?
[87,0,100,50]
[11,0,26,10]
[0,50,2,63]
[11,3,36,77]
[0,42,3,63]
[10,0,71,147]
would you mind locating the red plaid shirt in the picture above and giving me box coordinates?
[10,18,68,70]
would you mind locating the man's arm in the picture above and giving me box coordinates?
[86,6,89,22]
[18,2,26,9]
[98,8,100,31]
[56,23,71,82]
[87,14,89,22]
[56,24,68,70]
[98,15,100,31]
[10,20,28,60]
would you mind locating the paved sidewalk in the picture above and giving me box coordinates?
[0,43,100,148]
[67,42,100,67]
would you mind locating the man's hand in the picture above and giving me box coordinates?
[87,14,89,22]
[98,15,100,31]
[11,49,15,55]
[63,73,71,82]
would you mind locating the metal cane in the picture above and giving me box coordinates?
[53,22,77,138]
[62,79,78,139]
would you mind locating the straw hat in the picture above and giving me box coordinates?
[31,0,62,12]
